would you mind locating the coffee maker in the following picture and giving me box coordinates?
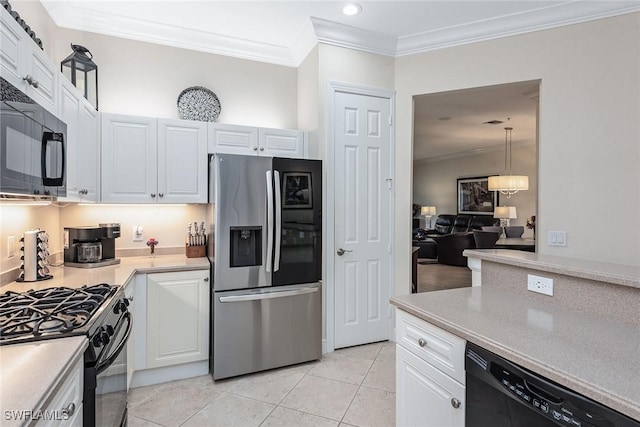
[64,223,121,268]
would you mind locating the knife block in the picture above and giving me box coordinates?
[186,244,206,258]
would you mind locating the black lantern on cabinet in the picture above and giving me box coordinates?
[61,44,98,110]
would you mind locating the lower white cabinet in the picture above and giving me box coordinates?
[145,270,210,369]
[396,309,466,427]
[397,345,465,427]
[37,356,83,426]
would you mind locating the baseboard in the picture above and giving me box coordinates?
[130,360,209,388]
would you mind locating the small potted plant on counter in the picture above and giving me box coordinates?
[147,238,159,256]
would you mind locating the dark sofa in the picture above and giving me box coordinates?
[412,214,500,259]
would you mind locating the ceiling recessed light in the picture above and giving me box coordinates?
[343,3,362,16]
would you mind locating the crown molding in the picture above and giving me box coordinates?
[397,2,640,56]
[41,1,299,67]
[308,17,397,58]
[41,1,640,67]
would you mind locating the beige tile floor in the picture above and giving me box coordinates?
[128,341,396,427]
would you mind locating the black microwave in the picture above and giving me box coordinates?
[1,77,66,197]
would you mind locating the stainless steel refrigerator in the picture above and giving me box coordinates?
[208,154,322,380]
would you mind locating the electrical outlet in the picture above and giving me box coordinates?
[528,274,553,296]
[7,235,15,258]
[132,225,143,242]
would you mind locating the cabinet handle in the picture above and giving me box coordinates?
[204,277,209,282]
[253,146,258,151]
[418,338,427,347]
[22,75,39,88]
[159,193,164,198]
[451,398,461,409]
[151,193,156,198]
[61,402,76,418]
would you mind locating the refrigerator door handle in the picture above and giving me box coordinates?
[274,170,282,272]
[218,286,319,303]
[266,170,274,273]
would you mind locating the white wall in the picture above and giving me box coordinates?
[413,143,538,236]
[12,1,299,128]
[395,13,640,296]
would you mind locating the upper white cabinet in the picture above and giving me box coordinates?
[0,8,57,114]
[59,78,99,202]
[157,118,208,204]
[208,123,306,158]
[101,114,158,203]
[101,114,208,203]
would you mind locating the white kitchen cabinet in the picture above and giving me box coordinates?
[208,123,306,158]
[59,78,99,202]
[101,114,207,203]
[396,309,466,427]
[37,356,83,426]
[101,113,158,203]
[1,8,57,114]
[397,345,465,427]
[157,118,208,203]
[146,270,209,369]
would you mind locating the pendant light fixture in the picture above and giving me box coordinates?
[488,125,528,198]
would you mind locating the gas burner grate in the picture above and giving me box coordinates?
[0,284,116,343]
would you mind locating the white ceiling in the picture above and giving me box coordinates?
[39,1,637,159]
[40,1,640,67]
[413,81,540,161]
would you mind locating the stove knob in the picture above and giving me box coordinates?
[122,298,130,307]
[99,331,111,346]
[105,325,114,336]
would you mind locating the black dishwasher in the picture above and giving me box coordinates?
[465,342,639,427]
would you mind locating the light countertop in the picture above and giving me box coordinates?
[391,287,640,421]
[0,336,87,426]
[464,249,640,289]
[1,254,210,293]
[0,254,210,423]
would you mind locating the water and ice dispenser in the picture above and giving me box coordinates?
[229,226,262,267]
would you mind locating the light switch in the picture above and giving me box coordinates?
[7,235,15,258]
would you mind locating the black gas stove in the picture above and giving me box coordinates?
[0,283,132,426]
[0,284,118,346]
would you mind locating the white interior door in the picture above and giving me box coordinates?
[333,90,392,349]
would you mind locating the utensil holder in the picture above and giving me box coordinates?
[186,244,206,258]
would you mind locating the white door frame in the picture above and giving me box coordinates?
[325,81,395,353]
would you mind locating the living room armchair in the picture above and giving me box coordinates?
[435,232,476,266]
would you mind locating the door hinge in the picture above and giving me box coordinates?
[386,178,392,189]
[388,115,392,126]
[388,243,392,253]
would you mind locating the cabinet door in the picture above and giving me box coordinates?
[26,45,57,115]
[58,79,82,201]
[37,357,83,426]
[101,113,157,203]
[259,128,306,158]
[146,270,210,369]
[158,118,207,203]
[396,345,465,427]
[208,123,258,155]
[78,100,99,202]
[0,8,26,90]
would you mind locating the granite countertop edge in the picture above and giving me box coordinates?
[390,294,640,421]
[463,249,640,289]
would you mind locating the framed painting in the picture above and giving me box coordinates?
[282,172,312,208]
[457,176,499,215]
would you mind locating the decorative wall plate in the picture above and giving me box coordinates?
[177,86,221,122]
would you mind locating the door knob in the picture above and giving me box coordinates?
[336,248,353,256]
